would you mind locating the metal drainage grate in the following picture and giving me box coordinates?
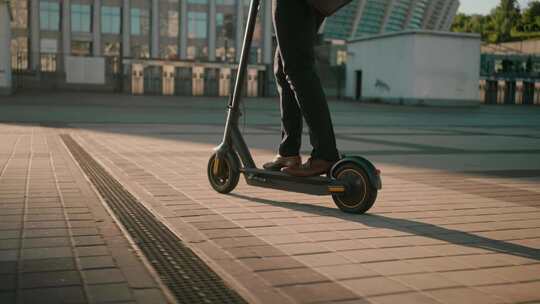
[61,134,246,304]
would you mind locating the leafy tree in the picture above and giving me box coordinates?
[521,1,540,32]
[492,0,520,42]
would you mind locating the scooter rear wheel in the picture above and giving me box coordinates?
[207,152,240,194]
[331,163,377,214]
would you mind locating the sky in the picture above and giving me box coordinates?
[458,0,531,15]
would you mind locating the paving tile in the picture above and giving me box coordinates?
[370,292,441,304]
[0,261,17,274]
[86,283,134,303]
[318,239,372,251]
[279,282,360,303]
[83,268,126,285]
[21,257,76,273]
[24,221,67,229]
[212,236,268,249]
[427,287,508,304]
[407,256,473,272]
[340,248,399,263]
[133,288,168,304]
[293,252,352,267]
[341,276,412,297]
[392,273,463,291]
[0,274,16,291]
[23,237,70,248]
[486,264,540,282]
[241,256,305,272]
[257,267,330,287]
[21,271,81,289]
[227,245,286,259]
[0,250,19,262]
[315,264,379,280]
[0,239,20,250]
[75,246,110,257]
[0,291,15,304]
[21,286,85,304]
[24,228,69,238]
[73,236,105,247]
[302,231,349,242]
[78,256,116,270]
[120,266,158,289]
[259,234,311,245]
[363,260,429,276]
[276,243,331,256]
[22,247,72,260]
[70,228,100,236]
[0,230,21,240]
[440,268,514,286]
[477,281,540,303]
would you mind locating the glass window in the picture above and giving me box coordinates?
[216,13,223,26]
[131,8,149,35]
[40,54,57,72]
[71,4,91,32]
[71,41,92,56]
[216,0,234,4]
[10,0,28,29]
[188,0,208,3]
[103,42,120,56]
[40,1,60,31]
[131,8,141,35]
[102,6,121,34]
[188,12,207,39]
[168,10,179,37]
[11,37,29,71]
[131,44,150,59]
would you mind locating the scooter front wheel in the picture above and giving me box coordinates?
[207,152,240,194]
[331,163,377,214]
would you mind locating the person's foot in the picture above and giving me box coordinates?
[263,155,301,171]
[281,157,335,177]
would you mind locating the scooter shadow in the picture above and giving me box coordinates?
[229,193,540,261]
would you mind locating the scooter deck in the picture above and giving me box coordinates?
[241,168,346,196]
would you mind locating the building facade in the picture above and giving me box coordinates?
[345,31,481,106]
[10,0,273,69]
[322,0,460,41]
[7,0,459,96]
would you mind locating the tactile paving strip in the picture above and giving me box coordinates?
[61,134,246,304]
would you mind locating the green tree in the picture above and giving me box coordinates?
[492,0,520,42]
[521,1,540,32]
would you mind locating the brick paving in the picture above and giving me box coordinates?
[0,125,169,304]
[1,93,540,303]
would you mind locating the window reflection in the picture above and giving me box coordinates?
[72,4,91,33]
[40,1,60,31]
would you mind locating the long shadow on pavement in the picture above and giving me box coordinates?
[230,193,540,261]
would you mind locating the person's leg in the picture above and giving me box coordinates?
[262,48,302,171]
[272,0,339,162]
[275,48,303,157]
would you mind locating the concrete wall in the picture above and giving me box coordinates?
[346,31,481,106]
[412,34,481,102]
[66,56,106,85]
[0,1,12,95]
[346,34,416,101]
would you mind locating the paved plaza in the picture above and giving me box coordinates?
[1,92,540,304]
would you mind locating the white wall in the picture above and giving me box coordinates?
[0,1,12,94]
[412,34,480,101]
[346,31,481,104]
[346,35,416,100]
[66,56,106,84]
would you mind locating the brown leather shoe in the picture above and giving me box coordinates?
[281,158,335,177]
[263,155,301,171]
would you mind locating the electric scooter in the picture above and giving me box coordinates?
[207,0,382,214]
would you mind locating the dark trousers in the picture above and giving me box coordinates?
[273,0,340,162]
